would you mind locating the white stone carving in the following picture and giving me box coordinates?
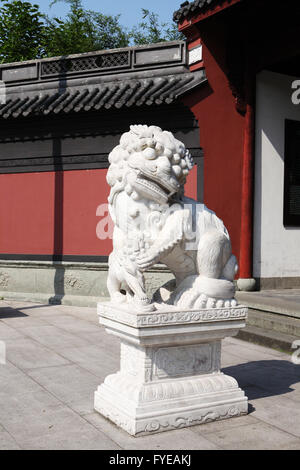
[98,302,248,328]
[94,125,248,436]
[94,303,248,436]
[153,344,213,378]
[106,124,238,311]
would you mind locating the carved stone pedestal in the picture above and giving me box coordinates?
[94,302,248,436]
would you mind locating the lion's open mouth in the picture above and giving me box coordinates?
[139,168,180,191]
[134,174,173,203]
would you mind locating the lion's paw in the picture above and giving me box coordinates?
[170,275,238,309]
[176,294,238,310]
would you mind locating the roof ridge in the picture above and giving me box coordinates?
[173,0,233,23]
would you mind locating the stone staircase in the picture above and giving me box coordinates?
[235,289,300,353]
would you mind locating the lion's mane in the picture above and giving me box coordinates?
[106,125,194,206]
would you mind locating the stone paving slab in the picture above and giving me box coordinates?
[193,420,300,450]
[0,428,21,450]
[84,412,219,450]
[0,300,300,450]
[5,337,71,370]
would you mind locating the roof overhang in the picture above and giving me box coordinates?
[0,41,207,119]
[174,0,243,30]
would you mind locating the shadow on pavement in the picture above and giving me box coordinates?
[0,306,28,318]
[16,304,54,310]
[0,303,57,318]
[223,360,300,401]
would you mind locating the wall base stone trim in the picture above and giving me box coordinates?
[0,260,174,307]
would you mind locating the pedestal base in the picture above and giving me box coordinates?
[95,372,247,436]
[95,302,248,436]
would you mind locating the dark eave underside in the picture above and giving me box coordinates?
[0,71,206,119]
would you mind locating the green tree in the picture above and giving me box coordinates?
[86,10,130,51]
[0,1,46,63]
[44,0,130,56]
[44,2,183,56]
[0,0,184,64]
[130,9,184,45]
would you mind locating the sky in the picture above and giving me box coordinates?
[33,0,181,29]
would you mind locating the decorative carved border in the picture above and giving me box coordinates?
[98,302,248,328]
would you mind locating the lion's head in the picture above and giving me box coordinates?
[106,125,194,206]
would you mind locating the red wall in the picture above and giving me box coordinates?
[0,166,198,257]
[182,24,245,264]
[185,164,198,200]
[0,170,110,256]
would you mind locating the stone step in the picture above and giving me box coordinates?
[236,324,297,353]
[236,290,300,319]
[246,308,300,337]
[235,290,300,351]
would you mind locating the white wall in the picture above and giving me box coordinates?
[254,70,300,278]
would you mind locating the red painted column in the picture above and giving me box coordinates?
[239,71,255,280]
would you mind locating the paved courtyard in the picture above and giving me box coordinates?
[0,300,300,450]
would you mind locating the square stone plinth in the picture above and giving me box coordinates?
[94,302,248,436]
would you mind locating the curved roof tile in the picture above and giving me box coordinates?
[0,71,206,119]
[174,0,237,23]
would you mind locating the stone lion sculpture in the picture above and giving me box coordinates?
[106,124,238,311]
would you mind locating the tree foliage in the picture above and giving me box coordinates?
[44,0,130,56]
[130,9,183,45]
[0,1,45,62]
[0,0,184,63]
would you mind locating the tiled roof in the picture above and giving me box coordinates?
[173,0,229,22]
[0,71,206,119]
